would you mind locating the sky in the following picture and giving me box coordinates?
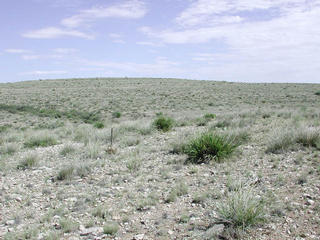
[1,0,320,83]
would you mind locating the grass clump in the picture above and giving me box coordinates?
[204,113,216,120]
[59,218,79,233]
[184,132,237,164]
[94,121,104,129]
[59,145,75,156]
[217,188,266,228]
[17,154,38,170]
[0,143,19,155]
[112,111,121,118]
[103,222,119,235]
[266,127,320,153]
[24,132,57,148]
[153,115,174,132]
[57,166,74,181]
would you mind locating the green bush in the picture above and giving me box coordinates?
[153,116,174,132]
[204,113,216,120]
[112,112,121,118]
[184,132,237,164]
[24,133,57,148]
[94,122,104,129]
[315,91,320,96]
[217,188,266,228]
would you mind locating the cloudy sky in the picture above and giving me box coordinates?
[1,0,320,83]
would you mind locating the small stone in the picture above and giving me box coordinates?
[306,200,314,205]
[168,230,174,235]
[134,234,145,240]
[205,224,225,239]
[5,220,15,226]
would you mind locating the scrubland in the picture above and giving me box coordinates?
[0,78,319,239]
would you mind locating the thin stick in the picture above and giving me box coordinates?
[110,128,113,147]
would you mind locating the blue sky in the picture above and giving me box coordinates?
[1,0,319,83]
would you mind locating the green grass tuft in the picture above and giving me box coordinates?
[24,133,57,148]
[217,188,266,228]
[153,115,174,132]
[17,154,38,170]
[184,132,237,164]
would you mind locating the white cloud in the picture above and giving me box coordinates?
[176,0,310,26]
[140,0,320,82]
[22,27,94,39]
[61,0,147,28]
[20,70,67,75]
[78,57,182,76]
[5,49,32,54]
[21,54,63,60]
[108,33,126,44]
[53,48,78,54]
[136,41,163,47]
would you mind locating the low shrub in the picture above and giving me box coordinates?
[57,166,74,181]
[24,132,57,148]
[112,112,121,118]
[103,222,119,235]
[0,143,19,155]
[94,122,104,129]
[266,127,320,153]
[184,132,237,164]
[217,188,266,228]
[59,145,75,156]
[153,115,174,132]
[204,113,216,120]
[17,154,38,170]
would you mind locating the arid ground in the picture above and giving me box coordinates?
[0,78,319,240]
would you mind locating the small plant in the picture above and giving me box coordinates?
[166,182,188,203]
[59,218,79,233]
[126,158,141,172]
[76,164,91,178]
[214,119,232,129]
[204,113,216,120]
[85,141,101,159]
[94,121,104,129]
[59,145,75,156]
[17,154,38,170]
[103,221,119,235]
[266,130,295,153]
[57,166,74,181]
[92,206,109,219]
[153,115,174,132]
[315,91,320,96]
[217,188,266,228]
[0,143,18,155]
[112,112,121,118]
[184,132,237,164]
[24,132,57,148]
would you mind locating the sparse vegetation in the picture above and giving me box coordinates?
[1,78,319,240]
[266,127,320,153]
